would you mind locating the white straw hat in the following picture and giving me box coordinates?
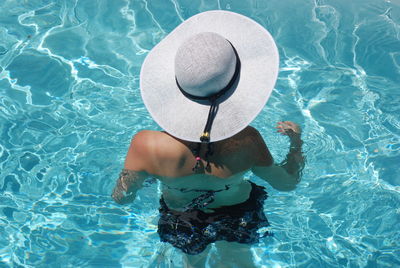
[140,10,279,142]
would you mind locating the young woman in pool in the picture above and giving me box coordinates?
[112,10,304,268]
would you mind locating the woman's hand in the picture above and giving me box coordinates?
[276,121,301,139]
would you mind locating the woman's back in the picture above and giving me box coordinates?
[124,126,273,209]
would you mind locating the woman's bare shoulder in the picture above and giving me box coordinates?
[227,126,273,165]
[131,130,189,157]
[229,126,264,145]
[125,130,192,176]
[131,130,177,142]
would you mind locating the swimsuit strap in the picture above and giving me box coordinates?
[192,142,214,172]
[163,183,230,194]
[161,184,231,211]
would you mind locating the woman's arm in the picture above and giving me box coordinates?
[111,169,147,204]
[251,121,305,191]
[112,131,151,204]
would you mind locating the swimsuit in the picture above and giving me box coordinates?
[157,182,270,255]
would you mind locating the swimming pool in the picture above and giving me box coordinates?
[0,0,399,267]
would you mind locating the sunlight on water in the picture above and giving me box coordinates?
[0,0,399,267]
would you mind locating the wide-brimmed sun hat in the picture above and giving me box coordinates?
[140,10,279,143]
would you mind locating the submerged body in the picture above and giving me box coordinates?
[159,171,251,211]
[112,122,304,266]
[150,126,272,210]
[116,125,302,208]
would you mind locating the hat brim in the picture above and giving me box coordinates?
[140,10,279,142]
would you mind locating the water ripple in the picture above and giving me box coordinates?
[0,0,399,267]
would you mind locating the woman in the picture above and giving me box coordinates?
[112,10,304,267]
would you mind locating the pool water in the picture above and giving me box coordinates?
[1,0,399,267]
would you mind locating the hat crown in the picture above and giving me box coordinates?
[174,32,237,98]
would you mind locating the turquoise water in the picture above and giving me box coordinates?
[0,0,399,267]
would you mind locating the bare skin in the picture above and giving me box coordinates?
[112,121,304,267]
